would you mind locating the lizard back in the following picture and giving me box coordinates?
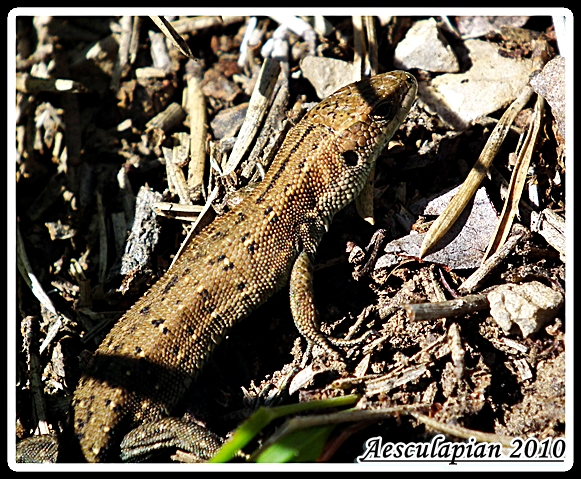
[72,71,417,462]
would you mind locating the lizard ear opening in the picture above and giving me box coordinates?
[371,100,394,119]
[341,150,359,166]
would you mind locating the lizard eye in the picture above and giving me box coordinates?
[371,100,394,119]
[342,150,359,166]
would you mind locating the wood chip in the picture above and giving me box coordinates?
[118,186,163,287]
[16,73,87,94]
[222,58,281,176]
[404,294,489,322]
[533,208,566,261]
[150,15,194,60]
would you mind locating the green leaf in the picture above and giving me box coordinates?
[209,394,360,463]
[255,425,335,463]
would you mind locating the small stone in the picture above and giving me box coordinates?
[300,56,360,99]
[418,39,538,129]
[488,281,564,337]
[530,56,566,139]
[394,18,459,73]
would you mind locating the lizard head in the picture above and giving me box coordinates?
[307,71,417,219]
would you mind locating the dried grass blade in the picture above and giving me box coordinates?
[483,94,544,261]
[419,87,534,258]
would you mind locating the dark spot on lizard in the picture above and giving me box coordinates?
[237,282,245,291]
[187,325,195,336]
[201,303,216,314]
[172,346,180,357]
[135,346,142,354]
[235,212,246,224]
[162,327,170,335]
[223,262,235,271]
[256,125,315,203]
[104,398,122,413]
[199,288,210,299]
[151,319,165,327]
[264,206,273,215]
[162,275,179,294]
[269,214,279,224]
[247,243,257,254]
[139,306,150,315]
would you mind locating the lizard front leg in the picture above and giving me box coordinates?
[289,250,339,357]
[289,250,372,357]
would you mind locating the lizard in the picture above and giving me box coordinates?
[16,70,417,462]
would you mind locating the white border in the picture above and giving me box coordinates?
[7,8,573,472]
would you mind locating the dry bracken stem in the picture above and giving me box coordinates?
[170,185,220,268]
[186,73,208,203]
[222,58,281,176]
[352,16,366,79]
[96,191,108,285]
[110,16,133,91]
[243,79,290,179]
[154,202,203,221]
[364,16,378,76]
[168,16,228,34]
[163,147,191,205]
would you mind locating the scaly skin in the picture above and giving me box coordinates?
[19,71,417,462]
